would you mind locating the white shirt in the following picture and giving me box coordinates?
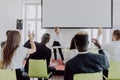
[0,46,27,69]
[54,32,63,46]
[102,41,120,61]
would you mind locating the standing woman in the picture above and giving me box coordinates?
[52,27,64,61]
[0,30,36,80]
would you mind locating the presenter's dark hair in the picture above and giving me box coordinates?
[70,31,88,50]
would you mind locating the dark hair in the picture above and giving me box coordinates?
[70,37,76,50]
[41,33,50,43]
[6,30,11,36]
[113,30,120,40]
[70,31,88,50]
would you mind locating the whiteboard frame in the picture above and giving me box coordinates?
[41,0,113,29]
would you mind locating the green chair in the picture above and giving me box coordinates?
[73,72,102,80]
[108,61,120,80]
[28,59,52,80]
[0,69,16,80]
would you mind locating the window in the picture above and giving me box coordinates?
[23,1,46,42]
[83,29,111,48]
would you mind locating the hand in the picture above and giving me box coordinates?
[92,38,101,49]
[98,27,103,36]
[32,31,35,39]
[28,30,34,40]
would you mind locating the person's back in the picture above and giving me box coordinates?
[102,41,120,61]
[24,33,55,80]
[64,31,109,80]
[102,30,120,61]
[66,52,108,73]
[0,30,36,80]
[28,42,51,66]
[24,33,51,71]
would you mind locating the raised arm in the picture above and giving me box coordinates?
[97,27,103,36]
[92,38,101,49]
[27,31,36,54]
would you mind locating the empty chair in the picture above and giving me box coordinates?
[0,69,16,80]
[73,72,102,80]
[28,59,52,80]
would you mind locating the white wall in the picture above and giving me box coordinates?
[0,0,22,44]
[113,0,120,30]
[0,0,120,48]
[47,29,81,48]
[47,0,120,48]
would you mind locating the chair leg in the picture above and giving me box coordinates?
[48,76,53,80]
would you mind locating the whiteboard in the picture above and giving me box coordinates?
[42,0,113,29]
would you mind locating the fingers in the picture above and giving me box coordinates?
[92,38,101,49]
[92,38,97,43]
[28,30,34,39]
[98,27,103,36]
[27,30,30,37]
[32,31,35,37]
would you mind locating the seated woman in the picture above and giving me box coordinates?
[97,29,120,61]
[0,30,36,80]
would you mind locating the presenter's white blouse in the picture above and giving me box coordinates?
[102,41,120,61]
[54,32,63,46]
[0,46,27,69]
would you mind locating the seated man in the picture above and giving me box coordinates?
[24,33,55,80]
[64,31,109,80]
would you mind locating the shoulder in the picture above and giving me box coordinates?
[37,44,51,51]
[66,55,79,64]
[46,46,51,52]
[89,52,106,60]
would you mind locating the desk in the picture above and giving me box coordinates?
[50,60,65,75]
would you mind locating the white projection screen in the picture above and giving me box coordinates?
[41,0,113,29]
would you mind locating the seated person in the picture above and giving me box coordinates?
[0,30,36,80]
[97,29,120,61]
[24,33,55,80]
[64,31,109,80]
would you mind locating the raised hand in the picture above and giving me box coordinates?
[98,27,103,36]
[92,38,101,49]
[28,30,34,40]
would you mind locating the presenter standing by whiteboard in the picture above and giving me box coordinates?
[52,27,64,61]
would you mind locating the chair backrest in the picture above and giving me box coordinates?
[28,59,48,78]
[73,72,102,80]
[0,69,16,80]
[108,61,120,80]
